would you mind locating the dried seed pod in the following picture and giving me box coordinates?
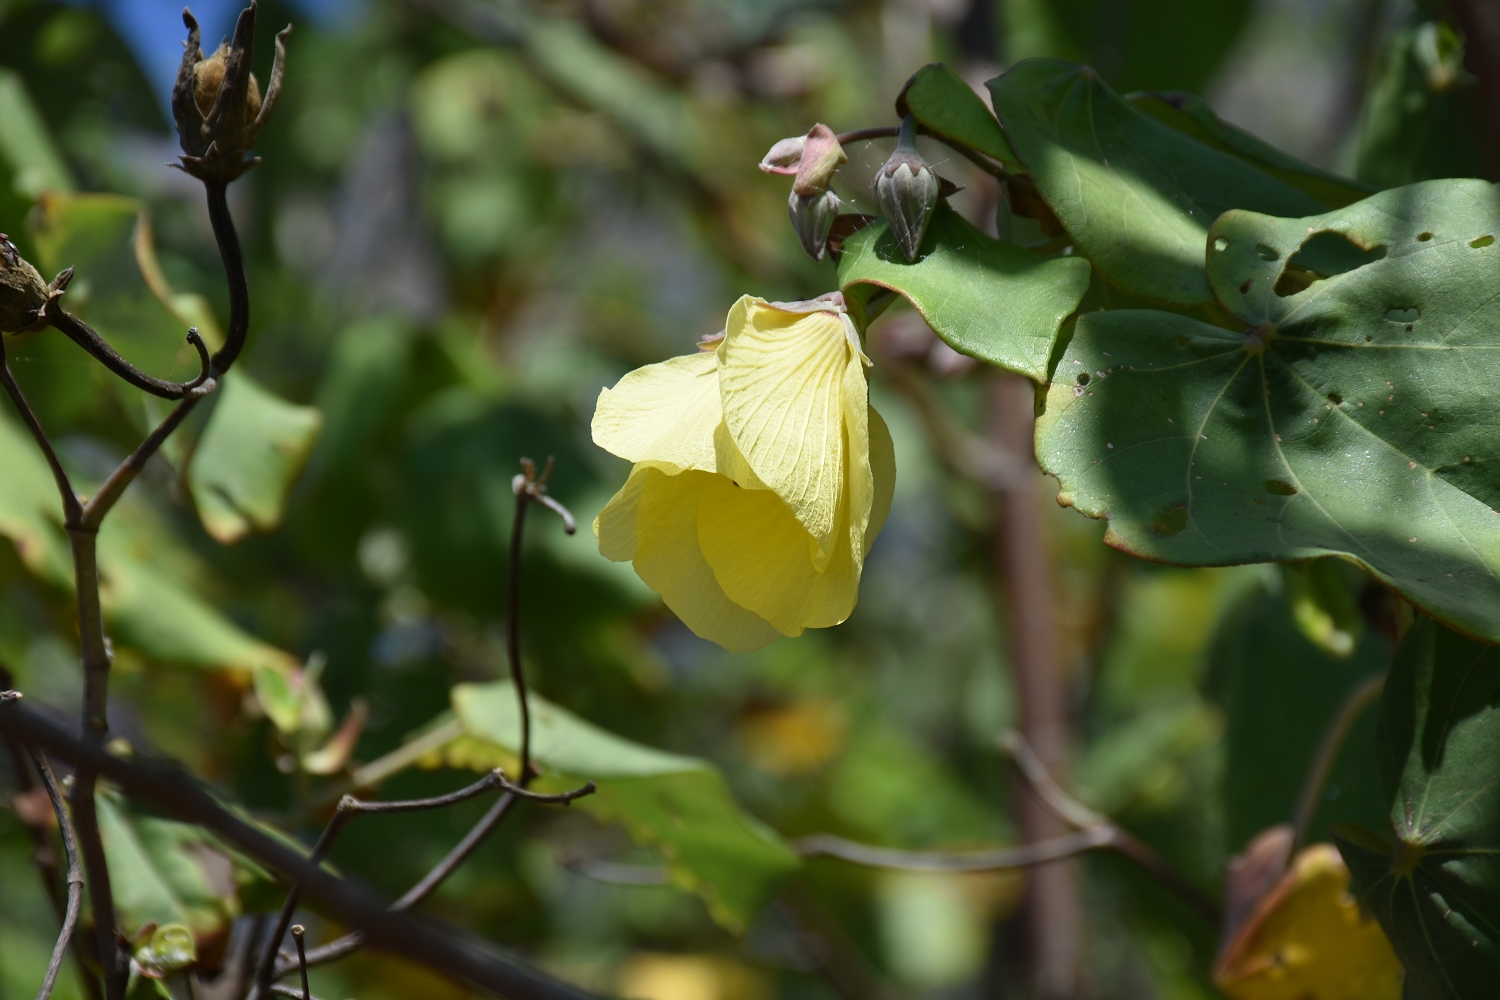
[789,188,841,262]
[873,115,940,262]
[0,235,50,334]
[172,3,291,184]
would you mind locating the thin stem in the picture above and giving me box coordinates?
[290,926,309,1000]
[797,828,1117,872]
[81,396,205,529]
[835,126,899,145]
[204,180,250,373]
[28,748,83,1000]
[508,485,533,782]
[46,310,216,400]
[1290,672,1387,858]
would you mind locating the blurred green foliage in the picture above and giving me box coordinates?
[0,1,1488,999]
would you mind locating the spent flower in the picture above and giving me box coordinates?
[593,294,895,652]
[0,235,49,334]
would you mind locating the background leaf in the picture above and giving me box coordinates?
[431,680,802,933]
[187,373,323,545]
[839,202,1090,381]
[1337,617,1500,999]
[988,58,1324,304]
[896,63,1019,170]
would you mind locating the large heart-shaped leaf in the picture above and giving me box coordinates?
[412,681,800,933]
[1128,91,1377,209]
[896,63,1019,170]
[1335,617,1500,999]
[187,373,323,544]
[988,59,1323,305]
[1037,179,1500,640]
[839,202,1091,382]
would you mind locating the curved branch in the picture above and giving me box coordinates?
[204,180,250,373]
[0,696,603,1000]
[797,828,1117,872]
[1290,671,1386,857]
[46,309,217,400]
[26,747,83,1000]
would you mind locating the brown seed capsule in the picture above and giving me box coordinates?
[0,235,50,334]
[172,3,290,184]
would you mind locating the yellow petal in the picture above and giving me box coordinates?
[629,466,783,653]
[592,351,720,473]
[867,406,896,550]
[717,296,859,561]
[594,464,649,562]
[697,475,858,636]
[1214,844,1403,1000]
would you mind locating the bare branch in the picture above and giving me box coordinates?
[290,926,309,1000]
[0,336,81,523]
[0,696,603,1000]
[26,747,83,1000]
[797,828,1116,872]
[45,309,217,400]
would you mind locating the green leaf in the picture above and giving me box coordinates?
[187,374,322,545]
[1128,91,1378,209]
[1210,585,1389,852]
[1336,617,1500,999]
[0,68,74,199]
[0,407,72,585]
[1357,20,1486,190]
[442,681,801,932]
[987,59,1323,304]
[839,202,1091,382]
[896,63,1019,169]
[1037,179,1500,640]
[98,789,249,948]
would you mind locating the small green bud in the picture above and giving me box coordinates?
[133,923,198,978]
[0,235,49,334]
[789,188,840,262]
[874,116,940,262]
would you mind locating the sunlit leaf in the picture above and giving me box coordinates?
[1213,842,1402,1000]
[1038,179,1500,640]
[0,407,72,584]
[988,59,1323,304]
[1128,91,1377,209]
[187,373,323,544]
[1336,617,1500,998]
[425,681,800,932]
[0,68,75,199]
[839,202,1091,381]
[896,63,1019,169]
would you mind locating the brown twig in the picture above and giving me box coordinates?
[26,745,83,1000]
[0,695,603,1000]
[290,926,309,1000]
[1290,672,1386,857]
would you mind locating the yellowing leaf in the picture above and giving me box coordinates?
[1214,843,1403,1000]
[187,373,323,544]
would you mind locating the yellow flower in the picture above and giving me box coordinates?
[592,294,896,652]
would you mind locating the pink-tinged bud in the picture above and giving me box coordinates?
[759,135,806,176]
[792,124,847,196]
[789,188,840,262]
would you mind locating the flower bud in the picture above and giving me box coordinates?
[759,135,805,176]
[172,4,291,184]
[789,188,840,262]
[792,124,847,196]
[0,235,50,334]
[873,115,940,262]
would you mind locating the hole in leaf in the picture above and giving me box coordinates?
[1151,505,1189,537]
[1214,237,1229,252]
[1076,372,1090,386]
[1417,232,1433,242]
[1265,480,1298,496]
[1239,279,1253,294]
[1472,235,1495,249]
[1387,308,1419,323]
[1274,231,1388,297]
[1327,392,1342,406]
[1255,244,1279,261]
